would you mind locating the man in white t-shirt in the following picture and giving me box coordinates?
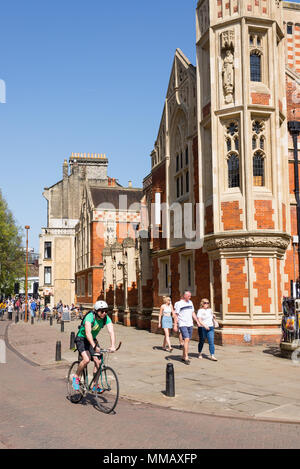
[174,291,201,365]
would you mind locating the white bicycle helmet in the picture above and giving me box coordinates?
[94,300,108,311]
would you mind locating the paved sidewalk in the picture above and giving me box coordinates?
[7,319,300,423]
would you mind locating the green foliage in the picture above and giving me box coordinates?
[0,190,24,296]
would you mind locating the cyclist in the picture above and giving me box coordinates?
[72,301,116,392]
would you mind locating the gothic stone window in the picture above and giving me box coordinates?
[175,146,190,198]
[225,121,240,189]
[249,32,263,83]
[252,120,266,187]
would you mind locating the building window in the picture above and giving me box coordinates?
[44,242,52,259]
[186,171,189,194]
[250,52,261,82]
[81,277,85,297]
[287,23,293,35]
[88,273,92,297]
[252,119,266,187]
[225,121,240,189]
[165,263,168,290]
[187,259,192,288]
[44,267,51,285]
[159,259,170,295]
[185,147,189,165]
[228,154,240,188]
[176,178,180,198]
[176,155,179,172]
[253,151,265,187]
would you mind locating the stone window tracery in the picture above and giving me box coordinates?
[252,120,266,187]
[225,121,240,189]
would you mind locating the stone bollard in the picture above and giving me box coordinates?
[15,314,19,324]
[55,341,61,361]
[61,321,64,333]
[166,363,175,397]
[70,332,75,350]
[50,316,53,326]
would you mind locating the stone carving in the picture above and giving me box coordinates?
[221,30,235,105]
[205,234,290,252]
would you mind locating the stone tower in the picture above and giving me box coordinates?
[196,0,291,344]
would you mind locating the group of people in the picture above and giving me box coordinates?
[158,290,218,365]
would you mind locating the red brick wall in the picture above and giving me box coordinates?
[277,258,282,313]
[251,93,270,106]
[193,249,210,309]
[213,259,222,313]
[254,200,274,229]
[253,258,272,314]
[227,258,248,313]
[221,201,243,231]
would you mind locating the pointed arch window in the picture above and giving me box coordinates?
[228,153,240,188]
[250,51,262,82]
[225,120,240,189]
[253,151,265,187]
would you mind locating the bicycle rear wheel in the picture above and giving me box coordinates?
[67,361,85,404]
[94,366,119,414]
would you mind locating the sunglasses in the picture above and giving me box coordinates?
[203,302,210,305]
[96,309,108,314]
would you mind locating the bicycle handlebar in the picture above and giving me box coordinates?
[93,341,122,356]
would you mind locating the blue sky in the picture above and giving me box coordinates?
[0,0,299,250]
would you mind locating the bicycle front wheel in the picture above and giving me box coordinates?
[67,361,85,404]
[94,366,119,414]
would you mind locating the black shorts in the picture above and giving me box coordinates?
[75,337,96,357]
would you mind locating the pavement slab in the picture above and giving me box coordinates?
[6,318,300,423]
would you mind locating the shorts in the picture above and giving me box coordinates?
[75,337,96,357]
[179,326,194,340]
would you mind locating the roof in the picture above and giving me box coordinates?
[89,187,143,211]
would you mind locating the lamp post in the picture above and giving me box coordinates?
[288,120,300,297]
[24,226,30,322]
[118,256,129,314]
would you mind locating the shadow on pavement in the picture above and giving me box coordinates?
[262,346,284,359]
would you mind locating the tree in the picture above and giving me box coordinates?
[0,190,24,297]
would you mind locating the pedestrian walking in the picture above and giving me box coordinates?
[30,299,37,318]
[174,295,185,350]
[197,298,218,362]
[158,296,175,352]
[174,290,201,365]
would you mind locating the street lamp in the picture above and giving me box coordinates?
[24,226,30,322]
[288,120,300,297]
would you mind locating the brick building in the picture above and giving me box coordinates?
[139,0,300,345]
[74,177,143,324]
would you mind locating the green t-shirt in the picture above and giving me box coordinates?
[77,312,112,339]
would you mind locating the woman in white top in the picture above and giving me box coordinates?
[158,296,175,352]
[197,298,218,361]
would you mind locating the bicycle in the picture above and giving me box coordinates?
[67,342,121,414]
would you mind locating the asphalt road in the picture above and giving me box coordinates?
[1,320,300,450]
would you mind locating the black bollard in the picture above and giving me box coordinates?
[61,321,64,333]
[166,363,175,397]
[55,341,61,361]
[50,316,53,326]
[70,332,75,350]
[15,314,18,324]
[31,316,34,325]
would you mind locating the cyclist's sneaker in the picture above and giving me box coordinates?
[92,385,104,394]
[72,376,80,391]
